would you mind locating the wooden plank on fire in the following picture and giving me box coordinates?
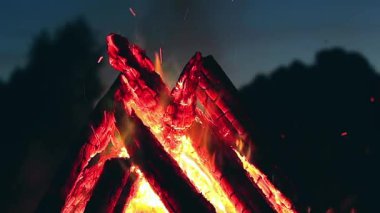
[189,116,274,213]
[197,56,256,159]
[113,170,138,213]
[85,159,133,213]
[37,76,125,212]
[123,111,216,213]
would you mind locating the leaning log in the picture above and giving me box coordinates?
[197,55,256,157]
[189,116,274,213]
[37,76,125,212]
[107,33,170,111]
[196,57,298,212]
[122,111,216,213]
[113,170,138,213]
[85,159,132,213]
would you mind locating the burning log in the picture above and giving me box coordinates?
[163,52,200,135]
[107,33,170,110]
[37,78,126,212]
[197,57,297,212]
[85,159,132,213]
[113,170,138,213]
[40,33,297,213]
[189,115,274,213]
[165,52,296,212]
[124,111,216,213]
[163,51,255,158]
[197,55,256,158]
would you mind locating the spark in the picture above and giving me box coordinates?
[341,131,348,137]
[129,7,136,17]
[97,56,103,64]
[370,96,375,103]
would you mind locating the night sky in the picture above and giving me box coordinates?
[1,0,380,87]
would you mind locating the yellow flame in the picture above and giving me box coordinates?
[154,52,164,79]
[118,147,130,158]
[124,170,168,213]
[235,150,295,213]
[172,135,237,213]
[127,103,237,212]
[123,93,295,212]
[236,138,252,161]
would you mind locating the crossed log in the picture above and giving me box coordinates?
[37,34,297,213]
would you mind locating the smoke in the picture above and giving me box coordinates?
[84,0,253,87]
[132,0,253,84]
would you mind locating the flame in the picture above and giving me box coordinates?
[172,135,237,213]
[117,51,292,212]
[118,147,130,158]
[235,150,295,213]
[154,52,164,79]
[236,138,252,160]
[129,104,237,212]
[124,169,168,213]
[62,35,297,212]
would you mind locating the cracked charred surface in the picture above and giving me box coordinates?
[39,33,297,213]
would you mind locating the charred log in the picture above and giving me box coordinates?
[39,33,297,213]
[113,170,138,213]
[189,117,274,213]
[107,33,170,110]
[197,56,256,158]
[37,76,125,212]
[123,111,216,213]
[85,159,132,213]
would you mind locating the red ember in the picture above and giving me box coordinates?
[42,33,298,213]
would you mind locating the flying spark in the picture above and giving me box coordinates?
[129,7,136,17]
[97,56,103,64]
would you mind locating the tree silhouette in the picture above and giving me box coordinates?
[240,48,380,212]
[0,18,103,212]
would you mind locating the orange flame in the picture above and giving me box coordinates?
[127,104,237,212]
[124,168,168,213]
[154,52,164,79]
[63,34,298,213]
[235,150,295,213]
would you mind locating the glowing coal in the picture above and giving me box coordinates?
[39,33,297,213]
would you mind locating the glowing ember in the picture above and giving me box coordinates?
[172,136,236,213]
[53,33,297,213]
[235,151,295,213]
[341,131,348,137]
[124,168,168,213]
[97,56,104,63]
[129,8,136,17]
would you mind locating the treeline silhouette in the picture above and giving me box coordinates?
[1,18,379,212]
[240,48,380,212]
[0,18,103,212]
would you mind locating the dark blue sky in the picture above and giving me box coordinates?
[1,0,380,86]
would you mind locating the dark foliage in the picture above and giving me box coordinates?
[240,48,380,212]
[0,18,103,212]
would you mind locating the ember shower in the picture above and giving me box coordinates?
[39,34,297,213]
